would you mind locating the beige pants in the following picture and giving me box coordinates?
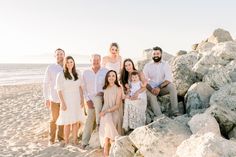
[49,102,64,142]
[81,95,103,145]
[147,83,179,116]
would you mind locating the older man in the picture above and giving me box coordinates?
[143,46,180,117]
[81,54,108,149]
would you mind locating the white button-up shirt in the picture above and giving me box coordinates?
[143,60,173,88]
[82,67,108,101]
[43,63,63,103]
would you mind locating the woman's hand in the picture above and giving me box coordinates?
[130,92,139,100]
[80,101,84,108]
[99,111,106,117]
[61,102,67,111]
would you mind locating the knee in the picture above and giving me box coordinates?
[166,83,177,92]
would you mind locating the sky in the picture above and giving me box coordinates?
[0,0,236,63]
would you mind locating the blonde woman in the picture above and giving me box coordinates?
[102,42,122,74]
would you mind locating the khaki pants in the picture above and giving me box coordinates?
[49,102,64,142]
[147,83,179,116]
[81,95,102,145]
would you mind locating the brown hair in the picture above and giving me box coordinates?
[103,70,120,90]
[63,56,78,81]
[119,58,137,87]
[131,70,139,76]
[55,48,65,54]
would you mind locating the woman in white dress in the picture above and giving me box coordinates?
[102,42,122,74]
[120,59,147,132]
[56,56,86,145]
[99,70,123,157]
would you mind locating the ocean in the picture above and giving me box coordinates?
[0,64,89,86]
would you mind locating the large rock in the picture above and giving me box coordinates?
[174,132,236,157]
[171,53,199,96]
[196,41,215,54]
[202,65,232,90]
[225,60,236,82]
[110,136,136,157]
[209,83,236,111]
[129,115,191,157]
[192,54,228,80]
[188,113,221,135]
[229,127,236,139]
[185,82,215,113]
[206,105,236,138]
[208,28,233,44]
[212,41,236,61]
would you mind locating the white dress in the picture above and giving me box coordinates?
[55,71,86,125]
[123,81,147,131]
[104,61,121,74]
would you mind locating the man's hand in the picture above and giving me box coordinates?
[86,100,95,109]
[45,100,50,109]
[151,87,160,96]
[96,92,104,97]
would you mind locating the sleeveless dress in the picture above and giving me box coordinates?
[104,61,121,75]
[99,85,123,147]
[55,71,86,125]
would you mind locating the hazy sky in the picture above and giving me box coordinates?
[0,0,236,63]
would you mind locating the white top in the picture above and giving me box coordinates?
[104,61,121,74]
[130,81,146,100]
[43,63,63,103]
[82,67,108,101]
[143,60,173,88]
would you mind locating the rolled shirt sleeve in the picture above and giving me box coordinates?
[43,66,50,100]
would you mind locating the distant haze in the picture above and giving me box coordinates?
[0,0,235,63]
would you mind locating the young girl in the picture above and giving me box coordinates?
[99,70,123,157]
[56,56,86,146]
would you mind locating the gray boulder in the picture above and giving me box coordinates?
[174,132,236,157]
[188,113,221,135]
[185,82,215,113]
[129,115,191,157]
[110,136,136,157]
[208,28,233,44]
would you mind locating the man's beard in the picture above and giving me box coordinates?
[152,56,161,62]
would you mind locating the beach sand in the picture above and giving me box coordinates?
[0,83,103,157]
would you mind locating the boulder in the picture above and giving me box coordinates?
[196,41,215,54]
[176,50,187,56]
[129,115,191,157]
[171,53,199,96]
[174,132,236,157]
[110,136,136,157]
[185,82,215,113]
[212,41,236,61]
[209,83,236,111]
[188,113,221,135]
[208,28,233,44]
[206,105,236,138]
[202,65,232,90]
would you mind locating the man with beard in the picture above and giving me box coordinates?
[143,46,180,117]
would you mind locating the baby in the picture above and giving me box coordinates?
[126,71,146,100]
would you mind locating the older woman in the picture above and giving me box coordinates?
[119,58,147,132]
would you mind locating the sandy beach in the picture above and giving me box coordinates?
[0,83,103,157]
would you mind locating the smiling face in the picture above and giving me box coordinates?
[55,49,65,64]
[66,58,74,71]
[91,55,101,69]
[107,71,117,85]
[124,60,134,72]
[110,46,118,55]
